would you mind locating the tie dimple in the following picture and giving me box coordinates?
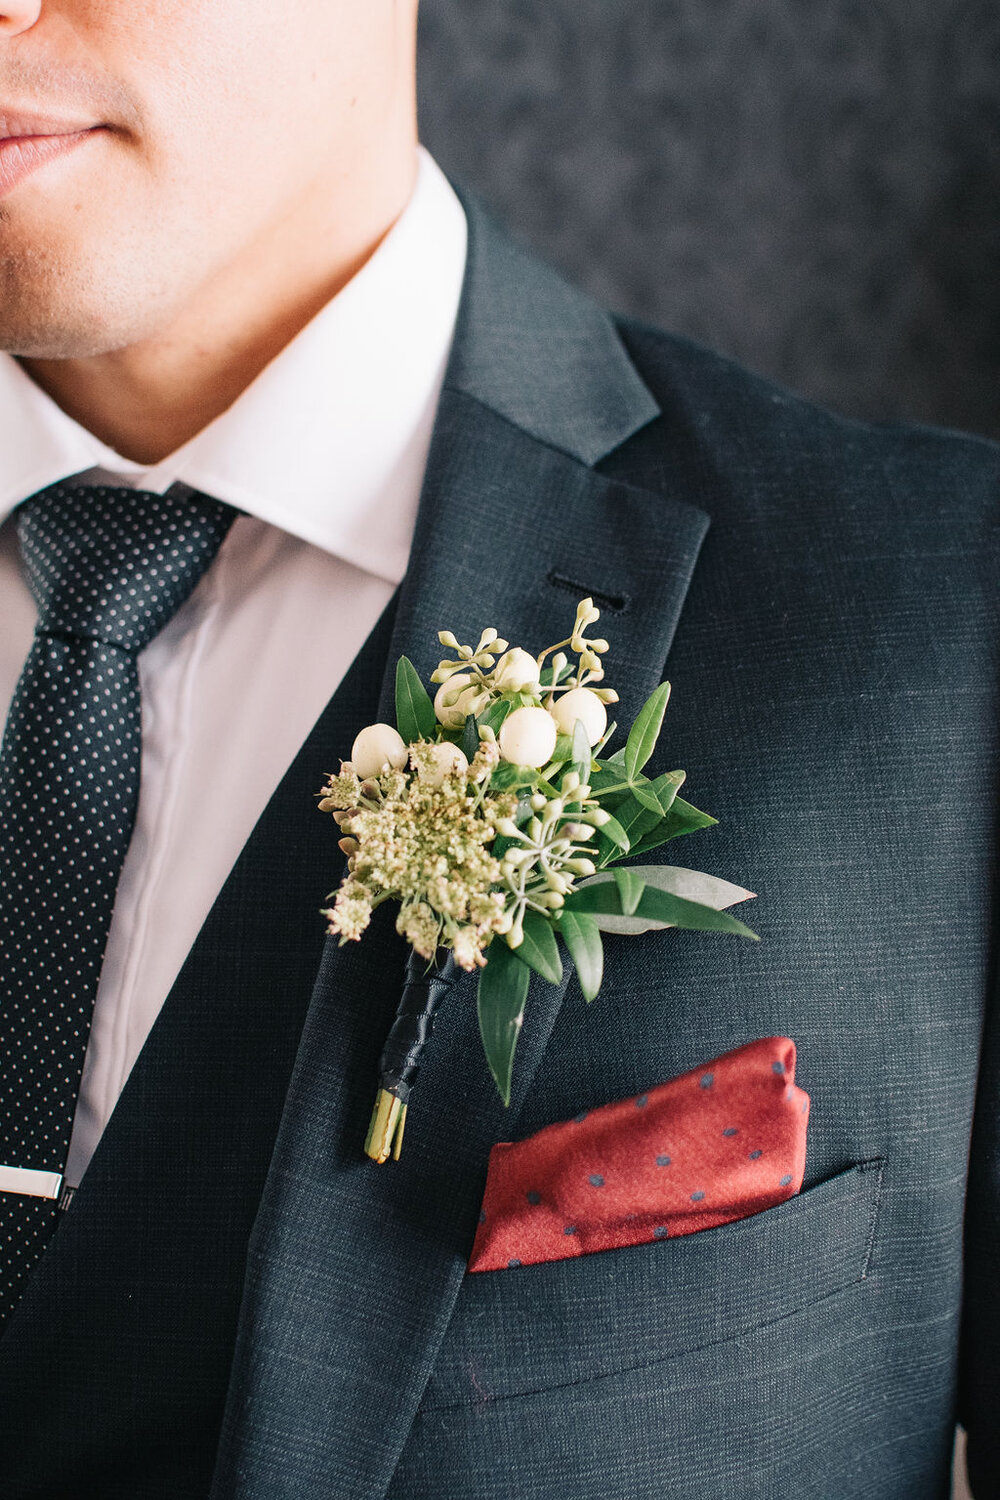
[0,482,235,1328]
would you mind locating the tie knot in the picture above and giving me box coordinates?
[17,482,236,653]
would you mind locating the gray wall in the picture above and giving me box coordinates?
[418,0,1000,440]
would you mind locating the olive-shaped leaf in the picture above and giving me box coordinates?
[632,769,685,815]
[514,909,563,985]
[613,867,645,915]
[395,655,436,744]
[479,698,514,736]
[558,911,604,1002]
[566,865,757,938]
[624,681,671,782]
[461,714,480,762]
[477,942,532,1105]
[627,797,717,856]
[595,794,655,865]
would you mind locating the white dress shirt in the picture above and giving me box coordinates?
[0,145,468,1188]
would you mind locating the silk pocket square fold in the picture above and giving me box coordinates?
[468,1037,809,1272]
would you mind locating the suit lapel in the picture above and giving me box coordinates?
[210,186,709,1498]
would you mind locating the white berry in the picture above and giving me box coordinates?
[493,647,541,694]
[419,742,469,787]
[350,723,408,780]
[498,706,558,768]
[549,687,608,747]
[433,672,489,730]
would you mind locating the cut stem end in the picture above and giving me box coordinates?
[365,1088,407,1164]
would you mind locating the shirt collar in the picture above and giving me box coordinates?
[0,146,468,586]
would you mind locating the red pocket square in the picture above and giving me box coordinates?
[468,1037,809,1272]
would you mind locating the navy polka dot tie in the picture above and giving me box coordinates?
[0,482,235,1325]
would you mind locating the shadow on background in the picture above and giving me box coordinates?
[418,0,1000,440]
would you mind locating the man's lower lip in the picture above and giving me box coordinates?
[0,129,98,200]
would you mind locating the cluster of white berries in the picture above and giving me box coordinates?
[345,599,618,781]
[347,725,469,785]
[497,687,607,770]
[442,598,618,768]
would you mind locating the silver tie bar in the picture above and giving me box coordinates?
[0,1164,64,1200]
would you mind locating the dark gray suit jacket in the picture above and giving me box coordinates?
[1,181,997,1500]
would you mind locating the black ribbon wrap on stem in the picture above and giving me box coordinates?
[378,947,462,1103]
[364,946,463,1162]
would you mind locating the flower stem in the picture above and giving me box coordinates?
[362,947,462,1164]
[365,1089,407,1164]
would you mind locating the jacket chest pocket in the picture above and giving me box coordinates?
[421,1159,885,1410]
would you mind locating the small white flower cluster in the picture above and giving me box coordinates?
[318,735,512,970]
[493,771,612,950]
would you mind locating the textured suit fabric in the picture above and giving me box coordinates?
[0,184,997,1500]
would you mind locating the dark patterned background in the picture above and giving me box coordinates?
[417,0,1000,440]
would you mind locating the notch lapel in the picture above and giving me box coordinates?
[211,188,710,1499]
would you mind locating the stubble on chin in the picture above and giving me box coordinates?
[0,208,156,359]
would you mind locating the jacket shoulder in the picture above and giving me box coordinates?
[609,315,1000,519]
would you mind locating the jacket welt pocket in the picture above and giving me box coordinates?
[423,1159,885,1410]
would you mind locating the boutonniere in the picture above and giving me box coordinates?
[317,598,758,1164]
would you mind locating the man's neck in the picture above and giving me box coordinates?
[16,144,420,467]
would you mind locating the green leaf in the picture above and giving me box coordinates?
[596,811,630,852]
[514,909,563,985]
[490,761,534,793]
[595,793,657,865]
[613,867,645,915]
[636,887,757,938]
[631,769,685,816]
[571,719,591,784]
[565,873,757,940]
[490,762,560,798]
[461,714,480,762]
[564,882,632,917]
[395,655,436,744]
[588,762,624,796]
[478,942,532,1105]
[627,796,718,856]
[577,865,754,933]
[631,780,665,814]
[479,698,513,736]
[558,911,604,1001]
[624,681,671,782]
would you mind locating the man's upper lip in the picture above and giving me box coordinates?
[0,110,100,140]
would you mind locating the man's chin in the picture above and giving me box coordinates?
[2,333,117,360]
[0,243,160,359]
[0,305,145,361]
